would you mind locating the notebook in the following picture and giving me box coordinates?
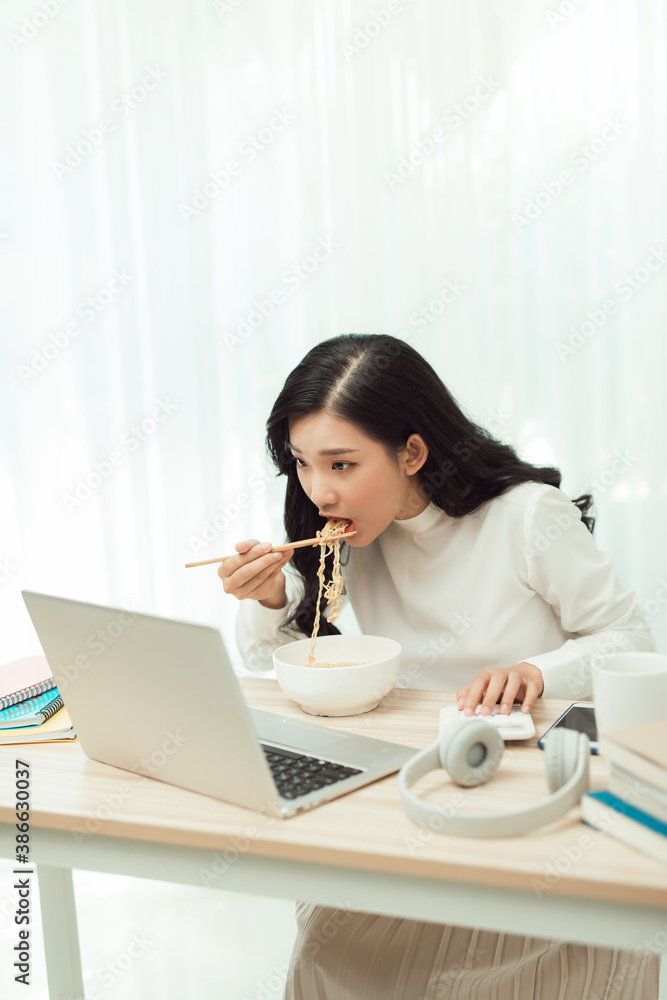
[0,689,64,728]
[0,655,57,710]
[0,706,76,745]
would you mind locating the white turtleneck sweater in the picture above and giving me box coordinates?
[234,481,655,700]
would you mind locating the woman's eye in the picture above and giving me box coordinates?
[293,458,353,472]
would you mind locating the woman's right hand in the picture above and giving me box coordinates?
[218,539,294,609]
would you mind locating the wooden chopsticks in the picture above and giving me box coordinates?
[184,530,357,568]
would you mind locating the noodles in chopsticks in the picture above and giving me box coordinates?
[306,518,353,667]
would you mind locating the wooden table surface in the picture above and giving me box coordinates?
[1,679,666,909]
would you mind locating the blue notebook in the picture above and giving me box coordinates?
[582,789,667,866]
[0,688,64,729]
[584,790,667,836]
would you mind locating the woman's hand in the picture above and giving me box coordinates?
[456,662,544,716]
[218,538,293,609]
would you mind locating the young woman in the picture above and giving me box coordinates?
[222,334,659,999]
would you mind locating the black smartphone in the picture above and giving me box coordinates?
[537,702,599,754]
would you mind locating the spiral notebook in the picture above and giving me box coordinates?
[0,655,57,710]
[0,706,75,745]
[0,689,64,728]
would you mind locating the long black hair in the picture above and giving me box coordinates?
[266,334,595,640]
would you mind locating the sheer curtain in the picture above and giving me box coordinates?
[3,0,666,667]
[2,1,667,997]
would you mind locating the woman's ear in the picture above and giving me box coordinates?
[403,434,429,475]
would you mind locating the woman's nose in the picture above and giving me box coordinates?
[309,477,337,507]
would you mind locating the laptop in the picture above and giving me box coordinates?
[22,591,417,818]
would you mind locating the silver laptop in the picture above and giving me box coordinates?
[22,591,416,818]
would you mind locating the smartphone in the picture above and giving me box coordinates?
[537,702,599,754]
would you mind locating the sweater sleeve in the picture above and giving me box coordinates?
[233,564,310,672]
[518,485,655,700]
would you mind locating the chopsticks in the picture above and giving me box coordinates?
[184,530,357,568]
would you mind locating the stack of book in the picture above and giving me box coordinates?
[0,655,75,744]
[582,718,667,865]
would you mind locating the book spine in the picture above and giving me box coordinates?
[0,678,57,711]
[608,767,667,824]
[582,794,667,866]
[609,763,667,806]
[587,791,667,836]
[600,736,667,795]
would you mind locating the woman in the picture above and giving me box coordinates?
[223,334,659,999]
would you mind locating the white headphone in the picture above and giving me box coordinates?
[398,719,590,837]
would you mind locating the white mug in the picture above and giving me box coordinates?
[592,652,667,737]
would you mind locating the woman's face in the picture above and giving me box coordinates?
[287,411,429,546]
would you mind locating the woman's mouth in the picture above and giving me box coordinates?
[319,514,356,535]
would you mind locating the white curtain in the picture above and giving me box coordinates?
[2,0,666,664]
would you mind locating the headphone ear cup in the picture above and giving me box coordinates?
[544,728,587,792]
[438,719,504,787]
[437,718,470,769]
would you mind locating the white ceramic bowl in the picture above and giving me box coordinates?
[273,634,402,717]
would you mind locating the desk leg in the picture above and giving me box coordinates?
[37,865,84,999]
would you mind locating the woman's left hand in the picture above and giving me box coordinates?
[456,662,544,716]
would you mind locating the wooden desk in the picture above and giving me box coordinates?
[1,681,666,997]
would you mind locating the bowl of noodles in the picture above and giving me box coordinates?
[272,517,400,714]
[273,634,402,716]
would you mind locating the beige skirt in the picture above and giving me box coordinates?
[283,903,659,1000]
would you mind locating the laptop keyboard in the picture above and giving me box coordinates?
[260,743,362,800]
